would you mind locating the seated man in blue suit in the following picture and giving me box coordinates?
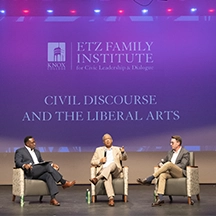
[15,136,76,206]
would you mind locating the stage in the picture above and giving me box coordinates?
[1,184,215,215]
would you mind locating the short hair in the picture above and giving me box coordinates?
[24,136,33,144]
[102,133,112,141]
[171,135,182,145]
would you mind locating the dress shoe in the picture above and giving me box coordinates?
[52,164,59,171]
[136,178,151,186]
[151,199,164,207]
[89,178,98,185]
[50,198,60,206]
[108,198,115,207]
[62,180,76,189]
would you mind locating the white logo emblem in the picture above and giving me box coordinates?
[48,42,66,62]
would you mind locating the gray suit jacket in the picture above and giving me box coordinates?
[91,146,127,174]
[15,146,44,178]
[163,147,189,176]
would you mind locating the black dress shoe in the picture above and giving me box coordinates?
[151,199,164,207]
[136,178,151,186]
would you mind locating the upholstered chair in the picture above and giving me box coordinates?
[154,152,200,205]
[90,166,129,203]
[12,168,50,206]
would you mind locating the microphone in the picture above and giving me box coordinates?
[158,159,165,168]
[104,150,107,157]
[161,159,165,164]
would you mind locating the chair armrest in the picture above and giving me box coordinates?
[186,166,200,196]
[90,166,97,196]
[90,166,97,179]
[12,168,25,196]
[123,166,129,195]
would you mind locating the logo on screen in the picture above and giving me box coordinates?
[47,42,66,70]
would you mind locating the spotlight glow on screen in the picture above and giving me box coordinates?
[167,8,173,13]
[142,9,148,14]
[208,9,215,13]
[22,9,30,14]
[47,10,54,14]
[70,10,76,14]
[94,9,101,13]
[118,10,124,14]
[190,8,197,12]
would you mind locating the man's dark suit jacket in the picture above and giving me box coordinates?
[163,147,190,176]
[15,147,44,178]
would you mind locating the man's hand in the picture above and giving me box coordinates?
[158,162,164,168]
[23,163,32,170]
[120,146,125,153]
[100,157,106,164]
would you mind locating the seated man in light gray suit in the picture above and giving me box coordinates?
[89,133,127,207]
[137,135,189,206]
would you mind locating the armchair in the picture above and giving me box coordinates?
[12,168,50,206]
[90,166,129,203]
[154,152,200,205]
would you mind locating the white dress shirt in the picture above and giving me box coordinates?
[103,147,114,168]
[25,145,39,164]
[171,147,182,164]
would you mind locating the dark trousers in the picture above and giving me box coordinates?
[31,163,62,197]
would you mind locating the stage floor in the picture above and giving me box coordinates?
[0,184,215,215]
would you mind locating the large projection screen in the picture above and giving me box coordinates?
[0,15,215,152]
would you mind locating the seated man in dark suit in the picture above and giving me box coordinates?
[15,136,76,206]
[137,135,189,206]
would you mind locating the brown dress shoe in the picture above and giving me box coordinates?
[62,180,76,189]
[52,164,59,171]
[108,198,115,207]
[50,198,60,206]
[89,178,98,185]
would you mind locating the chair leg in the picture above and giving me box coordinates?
[12,195,16,202]
[196,194,200,201]
[39,196,43,203]
[92,195,96,203]
[123,195,128,202]
[169,195,173,203]
[188,196,192,205]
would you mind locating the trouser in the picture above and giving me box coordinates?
[153,162,184,195]
[100,162,121,198]
[31,163,62,197]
